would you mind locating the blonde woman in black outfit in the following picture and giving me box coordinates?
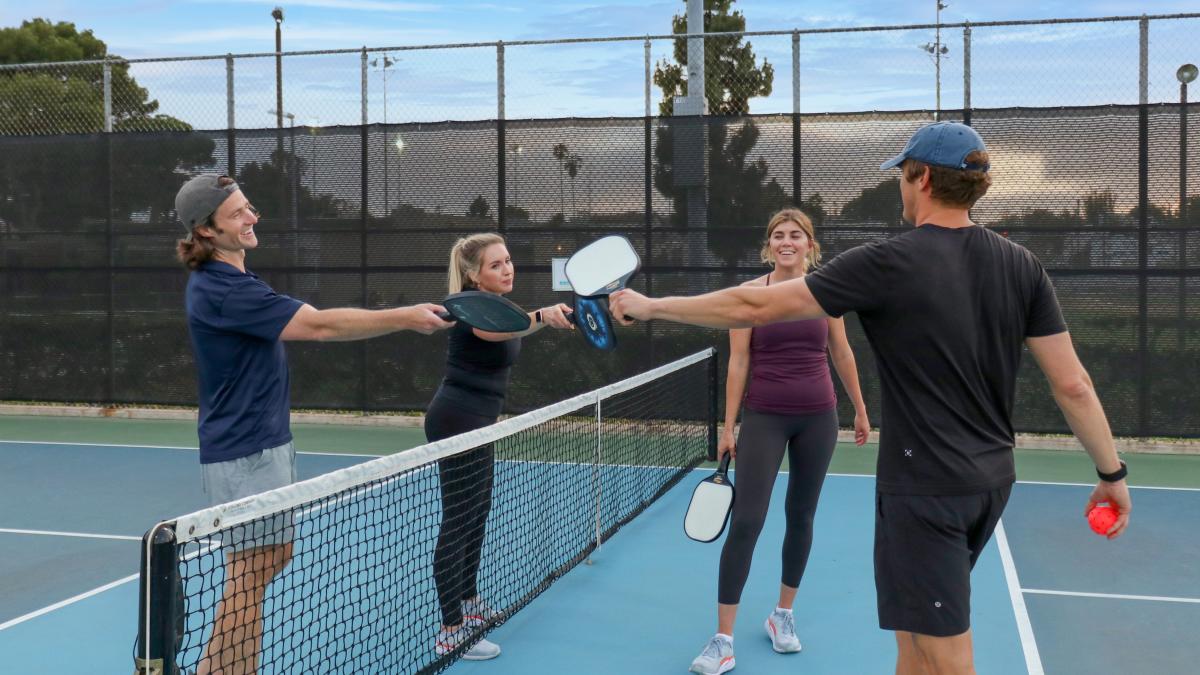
[428,233,574,660]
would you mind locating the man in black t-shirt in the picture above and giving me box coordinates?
[610,122,1131,674]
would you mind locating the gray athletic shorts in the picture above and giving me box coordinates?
[201,441,297,551]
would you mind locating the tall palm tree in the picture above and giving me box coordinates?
[552,143,569,218]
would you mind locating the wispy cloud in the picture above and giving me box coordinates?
[522,2,676,39]
[465,4,524,13]
[202,0,443,12]
[151,25,456,46]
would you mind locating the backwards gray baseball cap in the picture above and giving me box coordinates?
[175,174,240,233]
[880,122,989,172]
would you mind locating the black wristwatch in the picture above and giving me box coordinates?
[534,310,543,325]
[1097,460,1128,482]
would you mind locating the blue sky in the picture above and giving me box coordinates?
[11,0,1200,57]
[3,1,1198,127]
[5,1,1197,56]
[5,1,1198,125]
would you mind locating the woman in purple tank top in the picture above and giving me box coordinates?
[689,209,870,674]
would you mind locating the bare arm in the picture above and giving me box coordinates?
[826,317,870,445]
[471,303,575,342]
[719,327,752,460]
[1027,331,1131,537]
[610,277,827,329]
[279,303,451,341]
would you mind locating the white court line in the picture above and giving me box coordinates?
[0,528,139,542]
[0,439,382,458]
[1015,479,1200,492]
[1023,588,1200,604]
[994,521,1045,675]
[779,472,1200,493]
[0,573,138,632]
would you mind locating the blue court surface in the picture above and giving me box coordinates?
[1,439,1197,674]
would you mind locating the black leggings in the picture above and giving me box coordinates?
[718,407,839,605]
[425,396,497,627]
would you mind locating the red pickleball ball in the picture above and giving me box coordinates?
[1087,503,1119,536]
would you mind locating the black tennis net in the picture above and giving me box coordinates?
[135,349,717,675]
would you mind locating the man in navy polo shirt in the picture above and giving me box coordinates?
[174,174,452,674]
[610,123,1131,675]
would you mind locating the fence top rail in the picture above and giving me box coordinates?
[0,12,1197,71]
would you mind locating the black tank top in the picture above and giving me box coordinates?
[434,320,521,417]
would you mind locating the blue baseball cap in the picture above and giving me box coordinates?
[880,122,989,172]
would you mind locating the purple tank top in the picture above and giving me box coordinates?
[742,276,837,415]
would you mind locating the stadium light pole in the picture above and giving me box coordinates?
[1178,64,1196,222]
[921,1,950,120]
[371,54,398,217]
[1176,63,1196,351]
[272,7,284,131]
[393,133,406,211]
[509,142,523,216]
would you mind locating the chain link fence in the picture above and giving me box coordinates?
[1,14,1198,133]
[1,13,1198,437]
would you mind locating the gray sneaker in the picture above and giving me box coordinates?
[434,626,501,661]
[689,634,735,674]
[764,609,802,653]
[462,597,501,624]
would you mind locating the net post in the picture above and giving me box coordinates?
[135,524,179,675]
[592,393,603,557]
[707,350,718,461]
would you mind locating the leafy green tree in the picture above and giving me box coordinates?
[0,20,215,230]
[652,0,784,273]
[237,149,350,221]
[0,19,185,134]
[467,195,492,219]
[841,178,902,224]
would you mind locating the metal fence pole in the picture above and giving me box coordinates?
[104,75,115,402]
[102,61,112,133]
[226,55,236,176]
[792,31,801,203]
[1181,76,1189,351]
[1137,15,1150,436]
[497,42,506,231]
[644,37,654,362]
[360,47,369,412]
[963,24,972,125]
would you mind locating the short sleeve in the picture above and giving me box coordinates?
[217,278,305,341]
[805,240,895,317]
[1025,265,1067,338]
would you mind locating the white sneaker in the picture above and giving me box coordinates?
[764,608,802,653]
[689,634,735,674]
[434,625,502,661]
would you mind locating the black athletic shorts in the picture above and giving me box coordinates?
[874,485,1012,637]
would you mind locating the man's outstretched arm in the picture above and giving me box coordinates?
[609,277,827,329]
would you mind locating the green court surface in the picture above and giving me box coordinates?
[1,413,1196,488]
